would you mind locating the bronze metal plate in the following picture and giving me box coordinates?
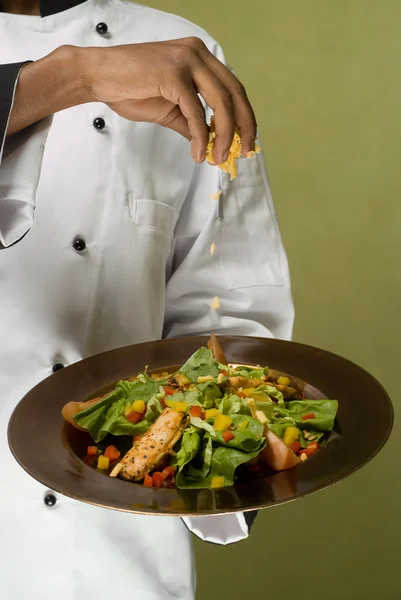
[8,336,393,516]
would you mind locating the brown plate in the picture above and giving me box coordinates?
[8,336,393,516]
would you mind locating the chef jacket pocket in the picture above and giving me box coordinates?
[129,197,179,249]
[219,182,284,289]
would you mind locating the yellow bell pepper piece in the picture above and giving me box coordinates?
[242,388,269,402]
[213,414,232,432]
[205,408,219,420]
[211,476,225,488]
[241,388,255,396]
[277,376,290,387]
[174,401,188,413]
[97,455,110,470]
[239,419,249,430]
[165,399,177,409]
[132,400,146,414]
[283,426,299,446]
[124,404,133,416]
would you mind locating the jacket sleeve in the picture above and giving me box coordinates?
[0,62,52,248]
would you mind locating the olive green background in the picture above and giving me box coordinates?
[142,1,400,598]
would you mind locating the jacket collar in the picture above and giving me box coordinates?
[40,0,87,17]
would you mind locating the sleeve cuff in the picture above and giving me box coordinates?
[0,61,32,163]
[181,511,258,545]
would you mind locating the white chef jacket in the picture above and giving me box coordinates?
[0,1,294,599]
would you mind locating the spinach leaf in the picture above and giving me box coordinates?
[214,415,265,452]
[187,433,213,478]
[181,347,220,382]
[175,432,201,472]
[176,445,264,489]
[197,381,222,408]
[274,400,338,431]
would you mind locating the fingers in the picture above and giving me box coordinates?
[182,37,257,156]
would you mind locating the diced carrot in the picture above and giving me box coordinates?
[190,405,202,418]
[104,445,121,461]
[289,441,301,453]
[152,472,165,488]
[127,410,142,424]
[87,446,98,456]
[301,412,316,421]
[222,430,234,442]
[143,474,153,487]
[162,466,175,479]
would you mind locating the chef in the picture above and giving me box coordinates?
[0,1,294,599]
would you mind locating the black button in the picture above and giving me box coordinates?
[72,237,86,252]
[52,363,64,373]
[44,494,57,507]
[93,117,105,130]
[96,22,108,35]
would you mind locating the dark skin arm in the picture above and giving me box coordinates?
[2,2,257,164]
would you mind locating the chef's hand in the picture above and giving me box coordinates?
[7,40,256,165]
[84,38,257,164]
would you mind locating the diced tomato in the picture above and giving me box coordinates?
[143,474,153,487]
[289,441,301,453]
[164,386,175,396]
[127,410,142,424]
[200,412,206,420]
[104,445,121,461]
[160,398,167,409]
[307,441,319,452]
[190,405,202,418]
[299,446,317,458]
[162,466,175,479]
[222,430,234,442]
[237,392,246,399]
[301,412,316,421]
[220,369,229,377]
[133,435,142,442]
[87,446,98,456]
[152,472,165,488]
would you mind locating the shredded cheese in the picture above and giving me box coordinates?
[210,242,216,256]
[206,117,261,180]
[109,462,123,478]
[211,190,222,200]
[211,296,221,310]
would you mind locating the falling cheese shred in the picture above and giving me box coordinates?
[211,296,221,310]
[210,242,216,256]
[206,117,261,181]
[211,190,222,201]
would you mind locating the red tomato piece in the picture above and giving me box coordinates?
[301,412,316,421]
[190,405,202,418]
[289,441,301,453]
[104,445,121,461]
[307,441,319,451]
[299,446,317,458]
[87,446,98,456]
[160,398,167,409]
[164,387,175,396]
[162,466,175,479]
[222,430,234,442]
[152,472,165,488]
[126,410,142,424]
[143,474,153,487]
[220,369,229,377]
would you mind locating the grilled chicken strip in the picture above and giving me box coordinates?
[119,408,185,481]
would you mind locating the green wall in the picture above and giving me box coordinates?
[142,2,401,598]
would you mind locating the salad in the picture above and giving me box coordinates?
[62,335,338,489]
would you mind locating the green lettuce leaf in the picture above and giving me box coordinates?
[218,394,274,420]
[189,416,216,437]
[170,389,202,405]
[197,381,222,408]
[181,347,220,382]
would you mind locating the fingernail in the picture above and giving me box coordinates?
[222,150,229,162]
